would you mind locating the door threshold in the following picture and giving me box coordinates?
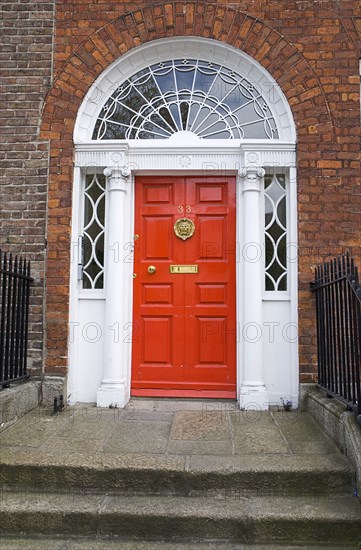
[127,396,237,412]
[131,389,236,399]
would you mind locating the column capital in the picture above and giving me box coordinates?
[104,166,132,192]
[239,165,265,193]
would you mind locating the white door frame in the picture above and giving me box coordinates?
[69,140,297,409]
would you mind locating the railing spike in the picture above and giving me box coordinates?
[350,256,355,277]
[346,252,351,274]
[336,255,341,278]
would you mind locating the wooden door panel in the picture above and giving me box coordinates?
[142,317,173,363]
[183,315,234,391]
[144,184,174,204]
[136,310,184,383]
[197,185,224,203]
[197,317,227,363]
[143,217,174,260]
[196,284,227,305]
[197,216,227,260]
[132,175,236,397]
[143,284,173,305]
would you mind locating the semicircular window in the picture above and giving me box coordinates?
[93,59,279,140]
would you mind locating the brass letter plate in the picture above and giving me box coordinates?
[170,265,198,274]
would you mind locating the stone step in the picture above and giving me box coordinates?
[0,449,355,497]
[0,492,360,544]
[0,537,358,550]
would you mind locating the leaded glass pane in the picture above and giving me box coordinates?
[264,174,287,291]
[82,174,106,290]
[93,59,279,140]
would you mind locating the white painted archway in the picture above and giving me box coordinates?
[69,38,298,410]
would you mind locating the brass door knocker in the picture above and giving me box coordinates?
[174,218,195,241]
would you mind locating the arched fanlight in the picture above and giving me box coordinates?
[92,59,279,140]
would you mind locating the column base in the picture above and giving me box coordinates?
[96,380,130,409]
[239,384,269,411]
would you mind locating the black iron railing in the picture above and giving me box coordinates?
[0,251,32,388]
[311,254,361,424]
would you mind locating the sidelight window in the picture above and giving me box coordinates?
[264,174,287,291]
[81,173,106,289]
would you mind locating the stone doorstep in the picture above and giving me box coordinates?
[0,396,360,545]
[0,539,357,550]
[0,450,355,497]
[0,492,360,544]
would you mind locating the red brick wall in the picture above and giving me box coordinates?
[0,0,55,376]
[39,0,361,382]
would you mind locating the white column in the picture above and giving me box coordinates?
[239,166,269,410]
[97,166,132,408]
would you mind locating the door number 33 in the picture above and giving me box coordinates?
[178,205,192,213]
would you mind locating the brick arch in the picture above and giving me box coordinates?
[41,5,333,144]
[40,3,332,376]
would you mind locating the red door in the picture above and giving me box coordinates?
[131,175,236,398]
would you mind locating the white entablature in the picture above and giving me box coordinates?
[74,140,296,173]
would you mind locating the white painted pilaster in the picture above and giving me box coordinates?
[239,165,269,410]
[96,165,132,408]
